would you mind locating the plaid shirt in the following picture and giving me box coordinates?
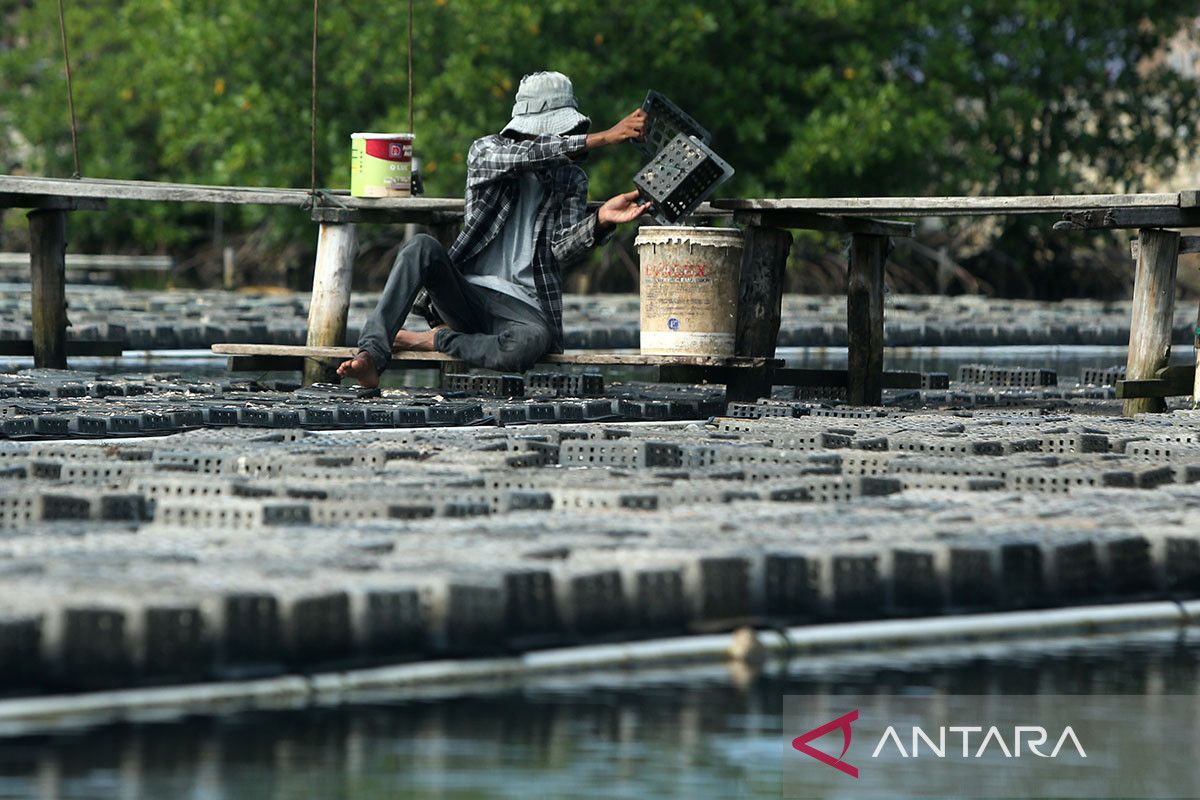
[415,133,612,350]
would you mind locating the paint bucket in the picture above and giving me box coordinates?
[635,226,744,356]
[350,133,415,198]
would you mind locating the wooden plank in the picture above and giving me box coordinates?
[847,234,887,406]
[1115,365,1195,399]
[312,207,464,225]
[27,210,68,369]
[1131,236,1200,259]
[0,340,124,357]
[715,193,1186,216]
[303,223,358,385]
[1181,190,1200,208]
[1124,228,1180,415]
[0,175,468,211]
[733,210,914,238]
[0,194,106,211]
[212,343,780,368]
[0,253,172,271]
[1058,207,1200,230]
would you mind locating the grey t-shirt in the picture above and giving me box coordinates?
[465,171,545,314]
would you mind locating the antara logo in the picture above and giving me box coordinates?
[793,709,1087,778]
[792,709,859,778]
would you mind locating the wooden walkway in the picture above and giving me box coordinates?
[4,173,1199,412]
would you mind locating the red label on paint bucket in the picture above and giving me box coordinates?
[365,139,413,161]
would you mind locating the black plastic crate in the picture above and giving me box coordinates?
[634,90,712,160]
[633,134,734,224]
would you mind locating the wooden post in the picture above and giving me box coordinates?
[27,209,69,369]
[730,225,792,404]
[222,246,236,290]
[303,222,358,385]
[1124,227,1180,416]
[847,233,887,406]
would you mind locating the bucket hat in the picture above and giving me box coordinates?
[501,71,591,137]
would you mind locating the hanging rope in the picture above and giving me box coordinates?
[310,0,319,199]
[407,0,415,134]
[56,0,81,178]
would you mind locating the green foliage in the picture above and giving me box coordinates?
[1,0,1197,284]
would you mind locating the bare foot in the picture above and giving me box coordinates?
[336,350,380,388]
[392,328,439,352]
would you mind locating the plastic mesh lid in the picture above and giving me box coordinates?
[634,90,711,160]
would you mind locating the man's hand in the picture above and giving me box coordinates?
[598,190,653,225]
[586,109,647,150]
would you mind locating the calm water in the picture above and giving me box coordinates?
[0,632,1196,799]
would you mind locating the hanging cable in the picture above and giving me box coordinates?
[56,0,81,178]
[310,0,319,199]
[407,0,414,135]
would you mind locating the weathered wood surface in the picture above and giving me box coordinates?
[1115,365,1194,400]
[303,224,358,385]
[1058,207,1200,230]
[735,226,792,358]
[27,210,69,370]
[715,192,1196,216]
[847,234,888,406]
[729,225,793,403]
[0,253,172,272]
[212,343,781,368]
[732,210,913,238]
[1131,236,1200,259]
[0,175,465,212]
[1124,228,1180,416]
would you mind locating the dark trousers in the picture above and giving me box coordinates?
[356,234,553,373]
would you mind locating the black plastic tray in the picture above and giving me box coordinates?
[633,133,734,224]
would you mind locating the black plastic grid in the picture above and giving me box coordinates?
[633,134,734,224]
[634,90,712,160]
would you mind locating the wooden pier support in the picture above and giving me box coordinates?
[730,225,792,403]
[27,209,69,370]
[303,223,358,385]
[1124,228,1180,416]
[847,233,888,406]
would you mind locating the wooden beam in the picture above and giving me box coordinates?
[303,223,358,385]
[0,252,172,271]
[1124,228,1180,415]
[1058,207,1200,230]
[847,234,887,406]
[715,193,1188,216]
[1116,365,1195,399]
[733,210,913,238]
[27,209,69,369]
[312,207,464,225]
[1131,236,1200,259]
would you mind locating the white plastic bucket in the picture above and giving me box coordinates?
[634,226,744,356]
[350,133,415,198]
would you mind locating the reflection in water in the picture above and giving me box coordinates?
[0,634,1196,799]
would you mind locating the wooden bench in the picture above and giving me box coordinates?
[715,192,1200,414]
[6,174,1199,414]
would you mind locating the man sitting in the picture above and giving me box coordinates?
[338,71,650,388]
